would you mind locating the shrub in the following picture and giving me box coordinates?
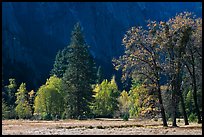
[42,113,52,120]
[2,100,10,119]
[122,113,129,121]
[189,113,197,122]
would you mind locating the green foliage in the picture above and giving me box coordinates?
[62,23,96,119]
[118,79,159,119]
[50,48,69,78]
[2,99,9,119]
[118,90,130,118]
[188,113,197,122]
[41,112,52,120]
[185,90,194,115]
[15,83,32,119]
[5,78,17,107]
[34,76,64,119]
[129,81,148,118]
[91,76,120,117]
[1,12,201,125]
[122,113,129,121]
[28,90,35,115]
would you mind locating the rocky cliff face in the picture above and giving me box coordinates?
[2,2,202,90]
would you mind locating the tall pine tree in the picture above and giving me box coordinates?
[15,83,32,119]
[50,47,69,78]
[62,23,96,119]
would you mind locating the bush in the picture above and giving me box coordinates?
[189,113,197,122]
[8,107,17,119]
[122,113,129,121]
[2,100,9,119]
[61,112,67,119]
[2,110,10,120]
[42,113,52,120]
[77,115,88,120]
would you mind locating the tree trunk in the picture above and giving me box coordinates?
[192,72,202,124]
[171,82,178,127]
[179,92,189,125]
[177,68,189,125]
[191,53,202,124]
[157,85,168,127]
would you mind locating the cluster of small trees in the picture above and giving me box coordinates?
[91,76,120,118]
[2,79,34,119]
[2,12,202,127]
[113,12,202,126]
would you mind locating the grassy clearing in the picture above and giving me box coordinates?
[2,119,202,135]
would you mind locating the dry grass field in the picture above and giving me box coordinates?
[2,119,202,135]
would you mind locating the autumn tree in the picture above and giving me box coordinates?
[15,83,32,119]
[128,79,159,119]
[113,22,168,126]
[62,23,96,119]
[159,12,202,126]
[182,16,202,123]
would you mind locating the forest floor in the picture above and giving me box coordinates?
[2,118,202,135]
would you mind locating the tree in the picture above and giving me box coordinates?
[113,22,168,126]
[182,16,202,124]
[2,74,7,101]
[185,90,194,116]
[34,76,64,119]
[62,23,96,119]
[50,47,69,78]
[28,90,35,115]
[128,79,159,119]
[91,76,120,117]
[159,12,202,126]
[15,83,32,119]
[118,90,130,119]
[2,99,9,119]
[5,78,17,107]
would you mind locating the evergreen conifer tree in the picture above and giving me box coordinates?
[15,83,32,119]
[5,78,17,107]
[50,47,69,78]
[62,23,96,118]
